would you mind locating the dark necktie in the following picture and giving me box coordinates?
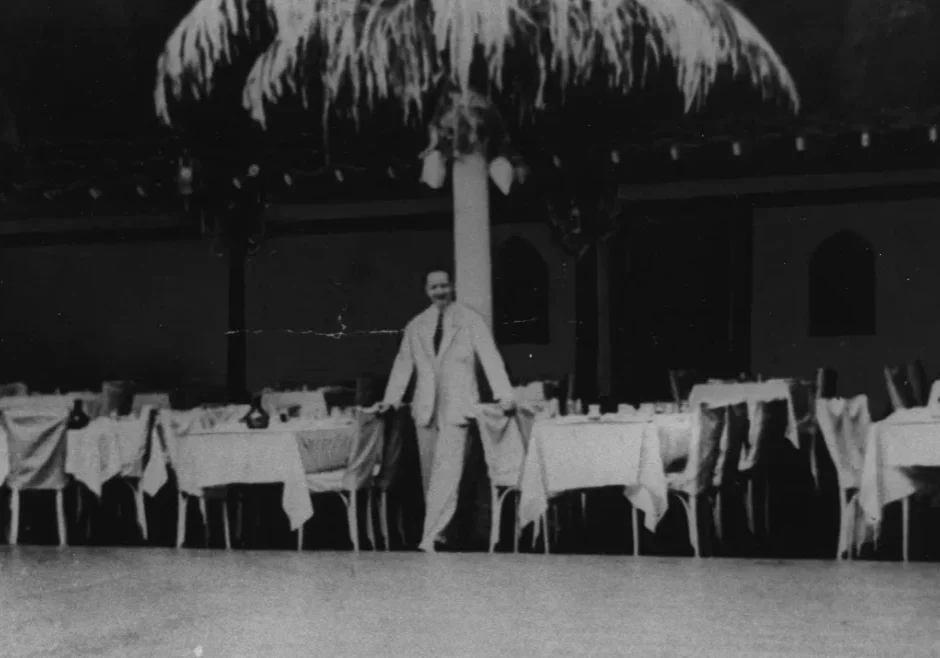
[433,310,444,355]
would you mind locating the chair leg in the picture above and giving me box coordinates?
[631,505,640,556]
[689,495,701,558]
[745,479,755,536]
[134,485,149,542]
[379,491,391,552]
[347,491,360,552]
[513,493,520,554]
[176,494,187,549]
[9,488,18,546]
[542,509,550,555]
[836,493,848,561]
[221,500,231,550]
[902,496,910,563]
[234,491,243,547]
[764,480,771,538]
[198,496,209,547]
[56,489,67,548]
[580,492,588,526]
[489,486,501,554]
[365,489,376,551]
[396,506,407,548]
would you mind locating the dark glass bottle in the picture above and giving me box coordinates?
[242,395,270,430]
[68,399,90,430]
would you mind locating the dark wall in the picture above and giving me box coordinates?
[0,238,228,394]
[0,222,576,399]
[615,202,752,402]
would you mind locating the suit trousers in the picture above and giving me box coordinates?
[416,420,469,550]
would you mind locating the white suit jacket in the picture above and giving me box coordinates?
[383,303,514,428]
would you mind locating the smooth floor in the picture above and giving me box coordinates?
[1,547,938,657]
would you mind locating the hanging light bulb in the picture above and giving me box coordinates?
[795,136,806,152]
[731,141,742,157]
[283,173,293,187]
[669,146,679,161]
[89,187,102,200]
[552,155,562,168]
[860,131,870,148]
[334,169,344,183]
[610,150,621,164]
[247,164,260,178]
[488,156,513,195]
[177,157,194,197]
[930,126,938,143]
[419,150,447,189]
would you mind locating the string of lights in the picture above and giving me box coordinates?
[3,105,940,216]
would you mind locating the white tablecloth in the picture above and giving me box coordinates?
[65,414,151,496]
[858,410,940,540]
[173,430,313,531]
[518,418,668,537]
[141,412,360,531]
[688,380,800,448]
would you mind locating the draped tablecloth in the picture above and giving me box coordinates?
[141,411,359,531]
[858,409,940,542]
[688,380,800,448]
[518,417,669,537]
[170,430,313,531]
[65,413,151,496]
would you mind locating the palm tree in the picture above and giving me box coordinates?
[155,0,799,329]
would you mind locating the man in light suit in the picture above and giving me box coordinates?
[376,268,515,552]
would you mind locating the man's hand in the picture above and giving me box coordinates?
[497,398,516,415]
[373,402,393,415]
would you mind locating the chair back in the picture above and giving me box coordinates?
[815,368,838,400]
[0,382,28,397]
[376,406,413,491]
[669,369,705,406]
[929,380,940,409]
[815,396,870,493]
[476,406,526,488]
[681,405,727,496]
[132,393,172,416]
[885,361,929,410]
[0,406,70,490]
[342,409,385,491]
[261,389,327,420]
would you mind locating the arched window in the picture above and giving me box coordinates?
[494,237,550,344]
[808,230,876,337]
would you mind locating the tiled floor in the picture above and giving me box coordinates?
[1,547,938,657]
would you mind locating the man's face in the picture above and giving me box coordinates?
[425,271,453,308]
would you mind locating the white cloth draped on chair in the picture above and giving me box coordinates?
[299,409,385,552]
[814,396,870,559]
[0,404,71,546]
[475,402,553,552]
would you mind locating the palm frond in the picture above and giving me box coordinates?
[155,0,268,125]
[156,0,799,131]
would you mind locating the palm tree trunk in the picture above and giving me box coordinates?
[451,151,495,548]
[452,152,493,329]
